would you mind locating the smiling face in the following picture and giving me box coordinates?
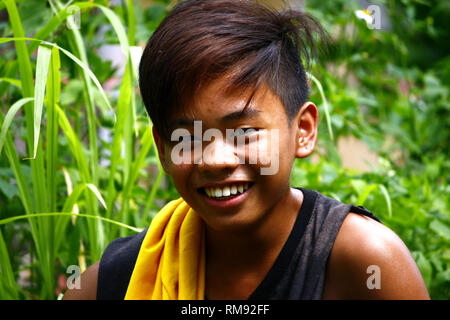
[154,74,318,232]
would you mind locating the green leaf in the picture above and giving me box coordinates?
[55,104,90,183]
[0,230,18,299]
[0,112,34,215]
[130,46,143,80]
[4,1,50,219]
[412,251,432,288]
[105,61,132,218]
[430,219,450,241]
[96,5,130,58]
[86,184,107,210]
[357,183,377,205]
[31,45,52,159]
[71,2,130,57]
[61,183,85,214]
[51,42,114,117]
[46,46,61,213]
[0,97,34,155]
[351,179,367,197]
[436,269,450,283]
[0,212,142,233]
[0,37,114,118]
[0,177,18,199]
[378,184,392,218]
[0,77,21,89]
[307,72,334,142]
[443,249,450,261]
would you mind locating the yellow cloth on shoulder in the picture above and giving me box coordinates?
[124,198,205,300]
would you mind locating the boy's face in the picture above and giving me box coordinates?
[154,74,318,232]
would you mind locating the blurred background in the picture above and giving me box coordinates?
[0,0,448,299]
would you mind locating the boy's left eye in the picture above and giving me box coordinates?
[232,128,259,137]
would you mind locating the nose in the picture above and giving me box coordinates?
[197,137,240,173]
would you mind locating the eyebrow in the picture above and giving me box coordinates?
[169,107,261,129]
[221,107,261,122]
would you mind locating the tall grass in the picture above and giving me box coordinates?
[0,0,161,299]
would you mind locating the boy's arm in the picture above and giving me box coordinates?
[322,213,430,300]
[62,261,99,300]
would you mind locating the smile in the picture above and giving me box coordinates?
[201,182,251,200]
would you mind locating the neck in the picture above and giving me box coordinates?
[205,187,303,270]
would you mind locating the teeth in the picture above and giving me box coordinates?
[205,183,250,199]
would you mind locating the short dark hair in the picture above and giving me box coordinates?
[139,0,328,141]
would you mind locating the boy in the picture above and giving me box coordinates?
[64,0,429,300]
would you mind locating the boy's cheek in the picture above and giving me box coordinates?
[165,154,192,175]
[237,130,283,175]
[163,146,189,175]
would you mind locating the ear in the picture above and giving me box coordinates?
[294,102,318,158]
[152,127,169,174]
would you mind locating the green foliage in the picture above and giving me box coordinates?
[0,0,168,299]
[0,0,448,299]
[302,0,450,299]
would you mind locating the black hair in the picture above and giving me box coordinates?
[139,0,328,141]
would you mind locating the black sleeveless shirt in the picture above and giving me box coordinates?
[97,188,381,300]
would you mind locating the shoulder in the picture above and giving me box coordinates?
[100,229,148,268]
[97,229,148,299]
[63,261,99,300]
[322,212,430,299]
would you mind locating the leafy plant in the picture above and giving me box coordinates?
[302,0,450,299]
[0,0,169,299]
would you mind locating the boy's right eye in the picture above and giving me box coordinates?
[232,128,259,137]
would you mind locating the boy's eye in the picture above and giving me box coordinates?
[232,128,259,137]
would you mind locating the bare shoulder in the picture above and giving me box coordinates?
[63,261,99,300]
[322,212,430,299]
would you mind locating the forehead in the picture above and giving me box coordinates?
[171,74,286,125]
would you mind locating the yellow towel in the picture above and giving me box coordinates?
[124,198,205,300]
